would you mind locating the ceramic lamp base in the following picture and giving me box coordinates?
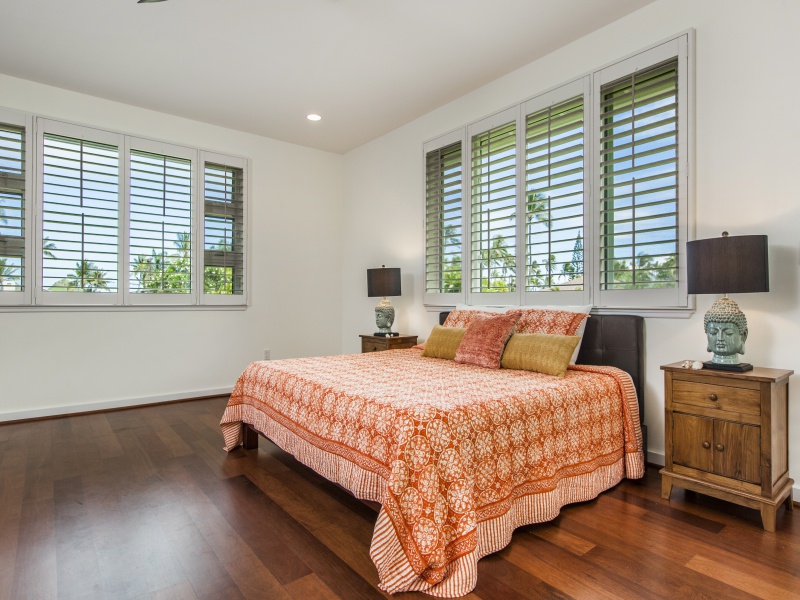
[374,297,395,335]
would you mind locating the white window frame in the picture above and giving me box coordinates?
[466,106,522,306]
[35,118,125,306]
[422,128,466,307]
[591,36,690,310]
[422,31,694,316]
[200,151,248,306]
[0,108,33,306]
[125,137,198,307]
[521,76,591,307]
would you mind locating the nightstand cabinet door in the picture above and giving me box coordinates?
[714,420,760,484]
[672,413,713,472]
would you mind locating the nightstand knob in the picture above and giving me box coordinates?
[702,441,711,449]
[716,444,725,452]
[708,394,718,402]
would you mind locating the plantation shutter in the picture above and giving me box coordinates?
[524,94,585,294]
[599,58,679,291]
[469,116,517,298]
[0,122,26,295]
[41,131,120,297]
[129,147,193,296]
[425,140,462,295]
[203,161,244,296]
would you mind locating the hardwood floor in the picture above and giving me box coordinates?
[0,397,797,600]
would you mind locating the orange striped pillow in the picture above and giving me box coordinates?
[454,312,520,370]
[514,308,588,336]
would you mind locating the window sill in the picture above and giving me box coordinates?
[0,304,248,313]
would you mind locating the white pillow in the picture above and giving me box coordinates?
[454,303,508,313]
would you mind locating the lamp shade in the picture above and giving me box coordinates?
[687,234,769,295]
[367,267,401,297]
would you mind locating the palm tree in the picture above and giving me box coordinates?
[67,260,109,292]
[42,237,57,260]
[477,235,516,292]
[0,258,19,289]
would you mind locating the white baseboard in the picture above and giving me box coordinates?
[647,450,665,467]
[0,387,233,423]
[646,450,798,503]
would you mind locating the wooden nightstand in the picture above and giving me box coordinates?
[360,334,418,353]
[660,362,794,531]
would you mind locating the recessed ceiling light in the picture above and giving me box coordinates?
[307,114,322,122]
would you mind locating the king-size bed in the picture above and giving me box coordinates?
[220,309,646,597]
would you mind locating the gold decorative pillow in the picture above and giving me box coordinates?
[500,333,580,377]
[421,325,466,360]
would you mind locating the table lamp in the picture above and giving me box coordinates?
[367,266,401,337]
[687,232,769,372]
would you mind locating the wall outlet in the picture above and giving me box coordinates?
[263,349,270,360]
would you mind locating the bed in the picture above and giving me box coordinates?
[220,311,646,597]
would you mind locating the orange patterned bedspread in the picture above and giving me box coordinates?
[220,348,644,597]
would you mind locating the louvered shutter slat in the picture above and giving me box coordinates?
[470,121,517,293]
[525,96,584,292]
[129,150,192,294]
[425,141,462,294]
[203,163,244,295]
[41,134,119,292]
[0,123,25,292]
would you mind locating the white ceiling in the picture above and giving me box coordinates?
[0,0,653,154]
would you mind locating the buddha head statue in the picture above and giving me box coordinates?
[703,296,748,365]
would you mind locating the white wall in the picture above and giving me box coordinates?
[342,0,800,496]
[0,73,344,419]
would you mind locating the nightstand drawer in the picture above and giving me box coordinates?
[359,334,418,353]
[673,379,760,417]
[362,340,387,353]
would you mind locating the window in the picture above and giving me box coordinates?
[0,113,28,305]
[522,77,589,306]
[424,133,463,303]
[1,115,249,308]
[202,153,247,302]
[469,112,517,302]
[423,33,691,312]
[128,140,194,303]
[592,36,688,309]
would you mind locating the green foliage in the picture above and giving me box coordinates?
[132,233,192,293]
[204,267,233,294]
[65,260,110,292]
[476,234,516,292]
[604,254,677,289]
[0,258,19,290]
[442,255,461,293]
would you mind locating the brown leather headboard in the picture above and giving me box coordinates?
[439,311,646,455]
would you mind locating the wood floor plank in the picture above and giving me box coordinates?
[53,476,105,599]
[530,523,595,556]
[157,501,243,600]
[686,552,800,598]
[283,573,341,600]
[10,499,57,600]
[149,581,198,600]
[501,532,643,600]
